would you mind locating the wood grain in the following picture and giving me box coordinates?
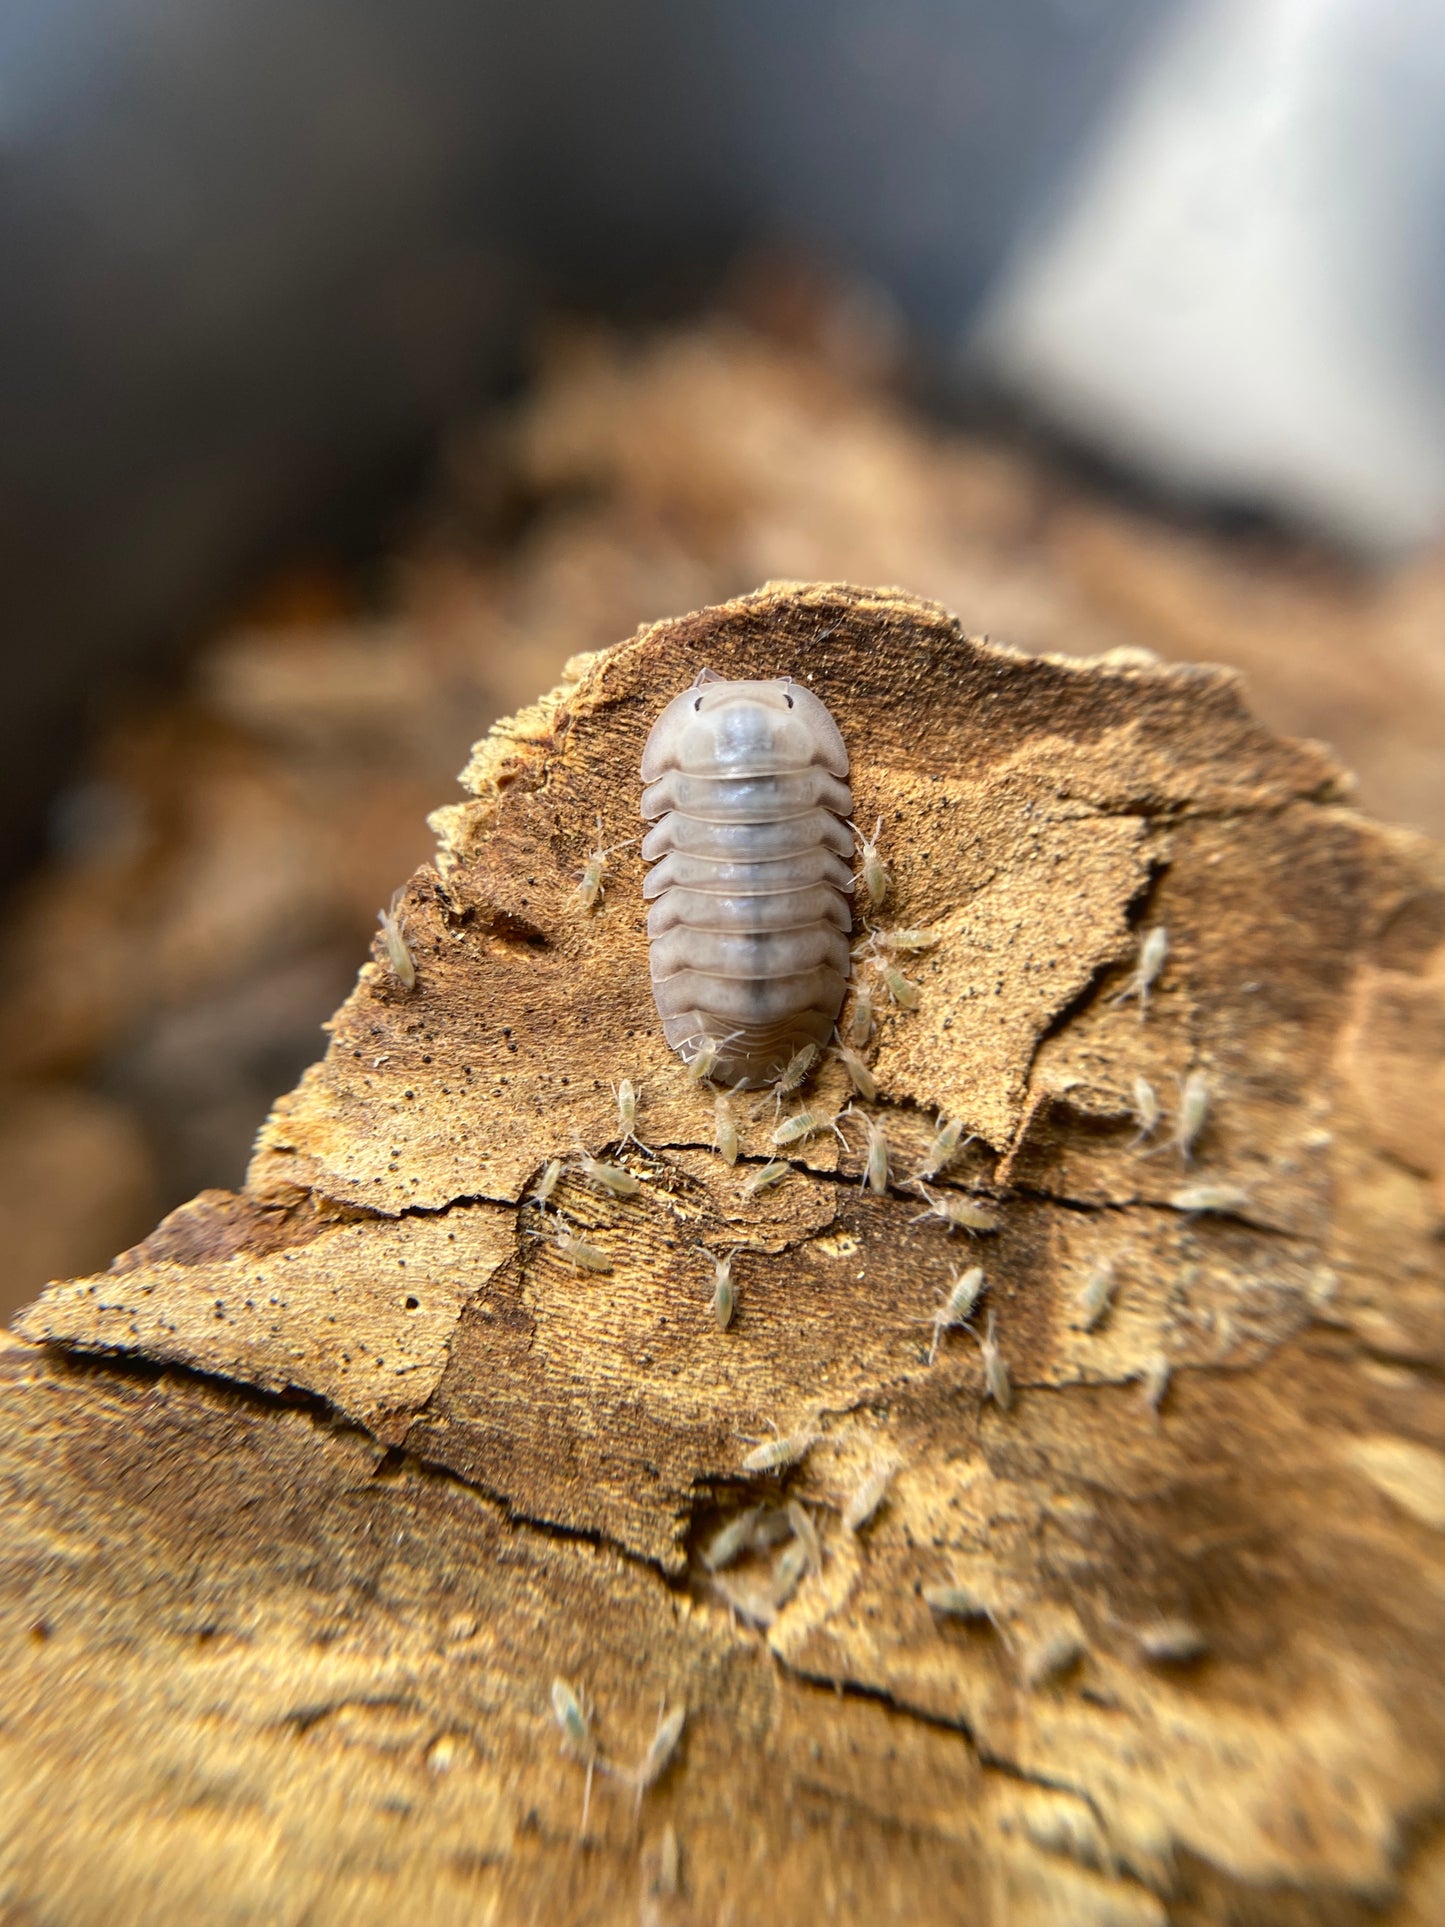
[5,583,1445,1924]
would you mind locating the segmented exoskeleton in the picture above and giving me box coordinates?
[641,672,854,1088]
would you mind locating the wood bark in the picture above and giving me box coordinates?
[4,582,1445,1925]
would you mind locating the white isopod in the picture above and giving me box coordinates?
[641,672,854,1089]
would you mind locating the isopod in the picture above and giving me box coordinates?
[687,1034,723,1083]
[1112,924,1168,1020]
[771,1108,828,1149]
[686,1025,742,1084]
[377,888,416,991]
[641,674,854,1089]
[772,1040,820,1103]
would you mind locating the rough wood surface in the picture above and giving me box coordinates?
[5,582,1445,1925]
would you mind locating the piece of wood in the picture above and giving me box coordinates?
[5,582,1445,1924]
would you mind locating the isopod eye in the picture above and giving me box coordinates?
[783,693,794,708]
[694,696,704,711]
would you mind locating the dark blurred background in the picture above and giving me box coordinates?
[2,0,1443,1318]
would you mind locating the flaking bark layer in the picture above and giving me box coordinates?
[5,583,1445,1925]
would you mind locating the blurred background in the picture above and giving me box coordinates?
[1,0,1443,1320]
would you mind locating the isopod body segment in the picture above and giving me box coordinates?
[641,674,854,1089]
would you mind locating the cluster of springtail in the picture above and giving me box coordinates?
[513,814,1019,1421]
[1115,925,1249,1218]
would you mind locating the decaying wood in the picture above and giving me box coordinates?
[4,582,1445,1925]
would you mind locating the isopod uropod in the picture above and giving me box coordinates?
[641,672,854,1089]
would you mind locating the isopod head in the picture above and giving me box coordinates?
[641,676,847,788]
